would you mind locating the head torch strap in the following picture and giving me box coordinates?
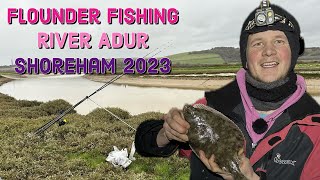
[260,0,270,9]
[244,13,294,31]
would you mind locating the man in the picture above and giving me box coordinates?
[135,1,320,179]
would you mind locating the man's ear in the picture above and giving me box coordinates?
[299,36,305,56]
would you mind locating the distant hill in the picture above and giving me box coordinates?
[169,47,320,65]
[167,51,224,65]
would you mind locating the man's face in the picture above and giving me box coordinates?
[246,30,291,83]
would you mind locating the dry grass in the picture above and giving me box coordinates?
[0,92,189,180]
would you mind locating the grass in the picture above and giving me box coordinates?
[0,92,190,179]
[171,64,241,74]
[168,62,320,78]
[66,150,106,168]
[167,52,225,65]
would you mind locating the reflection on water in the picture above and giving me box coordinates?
[0,76,203,115]
[0,76,319,115]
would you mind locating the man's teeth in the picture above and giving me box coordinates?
[261,62,279,68]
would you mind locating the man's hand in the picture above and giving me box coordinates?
[198,150,234,180]
[156,108,190,147]
[198,150,260,180]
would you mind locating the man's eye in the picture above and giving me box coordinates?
[253,42,263,47]
[275,40,285,45]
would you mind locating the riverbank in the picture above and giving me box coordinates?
[84,75,320,95]
[0,74,189,179]
[2,73,319,95]
[0,75,13,86]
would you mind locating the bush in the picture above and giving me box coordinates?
[0,108,48,119]
[0,94,189,179]
[15,100,42,107]
[37,99,76,115]
[86,107,131,122]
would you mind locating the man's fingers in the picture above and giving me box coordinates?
[162,107,190,143]
[239,153,250,168]
[167,119,189,134]
[199,151,232,177]
[168,108,190,130]
[199,150,211,169]
[172,111,190,129]
[199,151,222,173]
[208,156,225,174]
[238,148,244,156]
[163,123,189,142]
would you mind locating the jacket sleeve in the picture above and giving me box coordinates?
[135,97,207,157]
[135,119,182,157]
[300,124,320,180]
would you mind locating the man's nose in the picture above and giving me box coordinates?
[262,43,277,57]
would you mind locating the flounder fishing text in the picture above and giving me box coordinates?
[8,8,179,49]
[7,8,179,25]
[8,7,177,75]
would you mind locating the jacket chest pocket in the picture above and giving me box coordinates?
[266,126,313,179]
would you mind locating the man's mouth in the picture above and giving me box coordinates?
[261,61,279,68]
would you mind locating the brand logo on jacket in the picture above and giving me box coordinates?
[274,153,296,166]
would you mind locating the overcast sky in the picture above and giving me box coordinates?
[1,0,319,66]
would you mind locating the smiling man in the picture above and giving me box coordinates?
[246,30,291,83]
[135,1,320,179]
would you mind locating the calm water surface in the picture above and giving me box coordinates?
[0,75,203,115]
[0,75,319,115]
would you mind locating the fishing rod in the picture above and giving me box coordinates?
[34,41,173,135]
[86,41,175,131]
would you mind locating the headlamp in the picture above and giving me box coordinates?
[244,0,295,31]
[255,0,274,26]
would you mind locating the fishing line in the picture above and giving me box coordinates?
[85,41,174,132]
[148,40,173,58]
[87,97,136,131]
[34,40,173,135]
[95,39,173,89]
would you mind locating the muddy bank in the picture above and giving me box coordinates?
[0,75,13,86]
[84,75,320,96]
[1,73,319,95]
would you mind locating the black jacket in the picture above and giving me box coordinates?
[135,80,320,179]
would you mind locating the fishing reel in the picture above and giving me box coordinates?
[57,110,68,126]
[58,118,68,126]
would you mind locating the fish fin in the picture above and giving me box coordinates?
[193,104,228,119]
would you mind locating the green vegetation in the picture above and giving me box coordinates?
[0,72,15,75]
[167,52,225,65]
[171,64,241,74]
[66,150,107,168]
[295,62,320,70]
[0,92,190,179]
[168,62,320,79]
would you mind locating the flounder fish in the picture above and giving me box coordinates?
[182,104,246,180]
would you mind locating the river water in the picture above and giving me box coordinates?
[0,75,319,115]
[0,75,203,115]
